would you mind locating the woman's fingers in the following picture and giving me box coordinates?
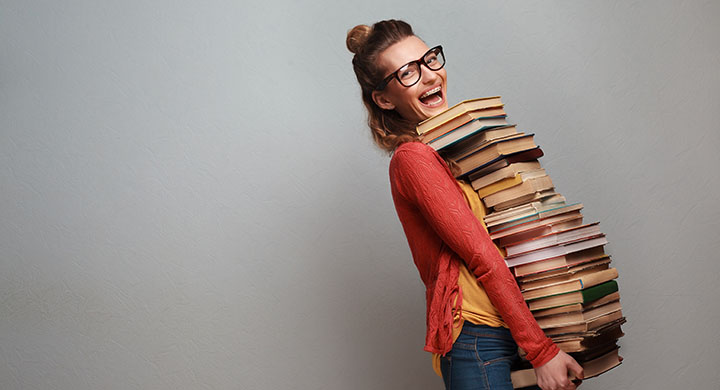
[568,357,584,380]
[535,350,585,390]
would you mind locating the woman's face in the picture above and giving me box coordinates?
[372,36,449,124]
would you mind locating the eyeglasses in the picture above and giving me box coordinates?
[375,45,445,91]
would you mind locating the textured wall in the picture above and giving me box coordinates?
[1,0,719,389]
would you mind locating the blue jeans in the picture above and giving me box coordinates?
[440,323,529,390]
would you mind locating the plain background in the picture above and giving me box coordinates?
[2,0,719,389]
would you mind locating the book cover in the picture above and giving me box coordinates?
[416,96,503,134]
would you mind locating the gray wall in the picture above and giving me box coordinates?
[2,0,719,389]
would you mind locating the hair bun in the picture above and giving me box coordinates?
[346,24,372,54]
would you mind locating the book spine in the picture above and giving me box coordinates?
[581,280,619,303]
[578,268,619,289]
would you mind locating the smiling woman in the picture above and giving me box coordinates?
[370,38,448,123]
[346,21,436,155]
[347,20,583,390]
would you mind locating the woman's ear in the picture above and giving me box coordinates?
[372,90,396,110]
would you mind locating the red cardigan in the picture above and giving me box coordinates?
[388,141,559,368]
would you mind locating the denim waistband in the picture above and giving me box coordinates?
[459,323,513,340]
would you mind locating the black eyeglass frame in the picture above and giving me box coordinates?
[374,45,445,91]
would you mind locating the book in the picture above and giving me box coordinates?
[467,147,544,180]
[505,235,607,268]
[476,169,547,199]
[445,132,529,160]
[416,96,504,135]
[570,342,620,363]
[511,348,621,388]
[492,211,584,248]
[455,134,538,176]
[485,200,576,227]
[572,316,627,338]
[535,300,622,329]
[553,320,625,353]
[485,200,578,229]
[518,318,624,357]
[437,124,521,155]
[533,291,619,318]
[518,257,612,291]
[504,222,601,257]
[544,311,624,337]
[470,161,542,191]
[482,175,554,209]
[510,369,555,389]
[493,190,559,212]
[426,116,510,150]
[512,246,607,277]
[580,348,622,379]
[521,268,618,301]
[420,106,506,142]
[476,175,522,199]
[528,280,619,311]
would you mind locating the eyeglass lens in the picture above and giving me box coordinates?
[396,47,445,87]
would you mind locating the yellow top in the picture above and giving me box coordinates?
[431,180,508,377]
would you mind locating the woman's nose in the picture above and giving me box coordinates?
[420,66,439,85]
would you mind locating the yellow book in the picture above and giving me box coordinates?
[475,175,522,198]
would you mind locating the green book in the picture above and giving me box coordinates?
[528,280,619,311]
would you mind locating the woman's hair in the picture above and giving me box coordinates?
[346,20,419,155]
[347,20,460,175]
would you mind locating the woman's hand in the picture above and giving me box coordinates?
[534,350,584,390]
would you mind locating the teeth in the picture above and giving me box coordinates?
[420,86,441,99]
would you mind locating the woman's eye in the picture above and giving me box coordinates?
[426,55,437,64]
[399,68,416,80]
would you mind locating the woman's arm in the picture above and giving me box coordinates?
[390,143,558,367]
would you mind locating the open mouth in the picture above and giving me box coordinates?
[419,85,444,107]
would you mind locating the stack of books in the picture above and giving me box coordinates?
[418,97,625,388]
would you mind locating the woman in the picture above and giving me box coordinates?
[346,20,584,390]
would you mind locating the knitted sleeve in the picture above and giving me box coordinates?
[390,143,559,368]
